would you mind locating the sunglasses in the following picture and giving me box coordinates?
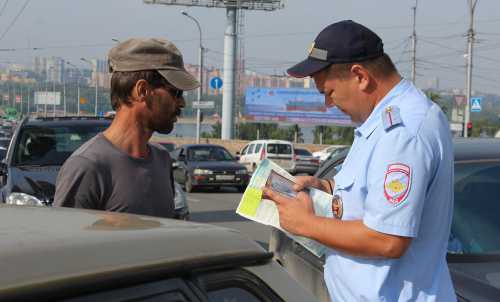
[167,86,183,99]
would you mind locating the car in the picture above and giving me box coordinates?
[172,144,249,193]
[0,116,190,220]
[312,145,348,163]
[291,147,319,175]
[270,138,500,302]
[0,137,11,149]
[158,141,176,153]
[0,205,317,302]
[238,140,295,173]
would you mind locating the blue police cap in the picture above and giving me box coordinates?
[287,20,384,78]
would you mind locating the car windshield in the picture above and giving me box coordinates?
[295,149,312,156]
[449,160,500,255]
[187,146,234,161]
[13,124,107,166]
[160,143,175,152]
[267,143,292,155]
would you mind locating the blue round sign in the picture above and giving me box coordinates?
[210,77,223,90]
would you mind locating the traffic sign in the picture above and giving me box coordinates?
[192,101,215,109]
[210,77,223,90]
[471,97,482,113]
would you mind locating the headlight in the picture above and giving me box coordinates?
[193,169,213,175]
[174,182,187,210]
[235,169,247,175]
[6,193,44,206]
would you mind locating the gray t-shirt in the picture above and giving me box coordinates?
[54,133,175,218]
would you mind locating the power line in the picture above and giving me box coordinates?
[0,0,31,43]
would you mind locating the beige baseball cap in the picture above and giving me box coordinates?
[108,38,200,90]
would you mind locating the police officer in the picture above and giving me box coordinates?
[264,20,456,301]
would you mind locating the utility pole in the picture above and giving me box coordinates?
[411,0,418,84]
[464,0,478,138]
[181,11,204,144]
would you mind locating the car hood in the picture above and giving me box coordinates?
[448,257,500,299]
[7,165,59,201]
[187,161,246,171]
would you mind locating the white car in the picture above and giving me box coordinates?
[237,140,294,173]
[312,145,348,162]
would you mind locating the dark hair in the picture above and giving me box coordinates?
[110,70,168,110]
[328,53,397,80]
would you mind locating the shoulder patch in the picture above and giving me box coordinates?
[384,163,411,206]
[382,105,402,130]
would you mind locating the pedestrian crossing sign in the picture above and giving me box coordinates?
[471,97,482,113]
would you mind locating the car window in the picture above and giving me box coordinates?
[241,145,249,155]
[247,144,255,154]
[62,278,199,302]
[448,161,500,254]
[255,144,262,154]
[267,143,292,155]
[295,149,311,156]
[208,287,261,302]
[187,146,234,161]
[160,142,175,152]
[13,124,107,166]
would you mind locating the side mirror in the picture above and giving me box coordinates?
[178,154,186,162]
[235,155,240,161]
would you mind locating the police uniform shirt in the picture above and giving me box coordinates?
[324,79,457,301]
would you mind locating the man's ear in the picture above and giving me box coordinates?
[134,80,149,102]
[350,65,371,91]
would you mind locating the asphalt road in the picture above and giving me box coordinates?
[187,186,272,249]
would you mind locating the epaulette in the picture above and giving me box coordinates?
[382,105,402,131]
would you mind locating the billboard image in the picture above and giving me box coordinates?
[34,91,61,106]
[243,88,351,125]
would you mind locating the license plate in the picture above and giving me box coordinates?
[216,175,235,181]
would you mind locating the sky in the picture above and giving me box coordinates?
[1,0,499,95]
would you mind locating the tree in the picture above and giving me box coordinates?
[313,125,354,145]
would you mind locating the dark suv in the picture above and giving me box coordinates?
[0,116,189,219]
[0,116,112,205]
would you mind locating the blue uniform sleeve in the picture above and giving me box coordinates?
[363,129,435,237]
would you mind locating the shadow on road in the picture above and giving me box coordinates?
[190,209,248,223]
[189,186,244,194]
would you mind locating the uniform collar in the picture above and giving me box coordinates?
[355,78,410,139]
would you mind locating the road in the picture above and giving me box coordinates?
[187,186,272,249]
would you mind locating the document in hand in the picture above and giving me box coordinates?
[236,159,334,257]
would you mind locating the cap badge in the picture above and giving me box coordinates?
[308,42,315,56]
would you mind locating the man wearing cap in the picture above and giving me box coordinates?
[264,20,456,301]
[54,38,199,218]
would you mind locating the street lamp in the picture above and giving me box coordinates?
[181,10,204,144]
[66,61,82,116]
[81,57,98,116]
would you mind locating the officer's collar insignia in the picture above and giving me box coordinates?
[384,163,411,206]
[332,194,343,219]
[382,105,402,130]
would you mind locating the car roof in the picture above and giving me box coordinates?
[180,143,228,149]
[247,140,292,145]
[0,206,268,295]
[23,116,112,127]
[453,138,500,161]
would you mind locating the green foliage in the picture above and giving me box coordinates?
[313,125,355,145]
[469,118,500,138]
[201,121,222,139]
[236,123,303,142]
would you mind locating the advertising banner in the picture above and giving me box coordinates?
[34,91,61,105]
[243,88,351,125]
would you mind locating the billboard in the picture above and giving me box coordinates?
[35,91,61,105]
[243,88,351,125]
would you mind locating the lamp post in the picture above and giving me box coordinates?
[66,61,82,116]
[81,57,98,116]
[182,10,204,144]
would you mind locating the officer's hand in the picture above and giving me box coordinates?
[263,188,315,236]
[293,176,333,194]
